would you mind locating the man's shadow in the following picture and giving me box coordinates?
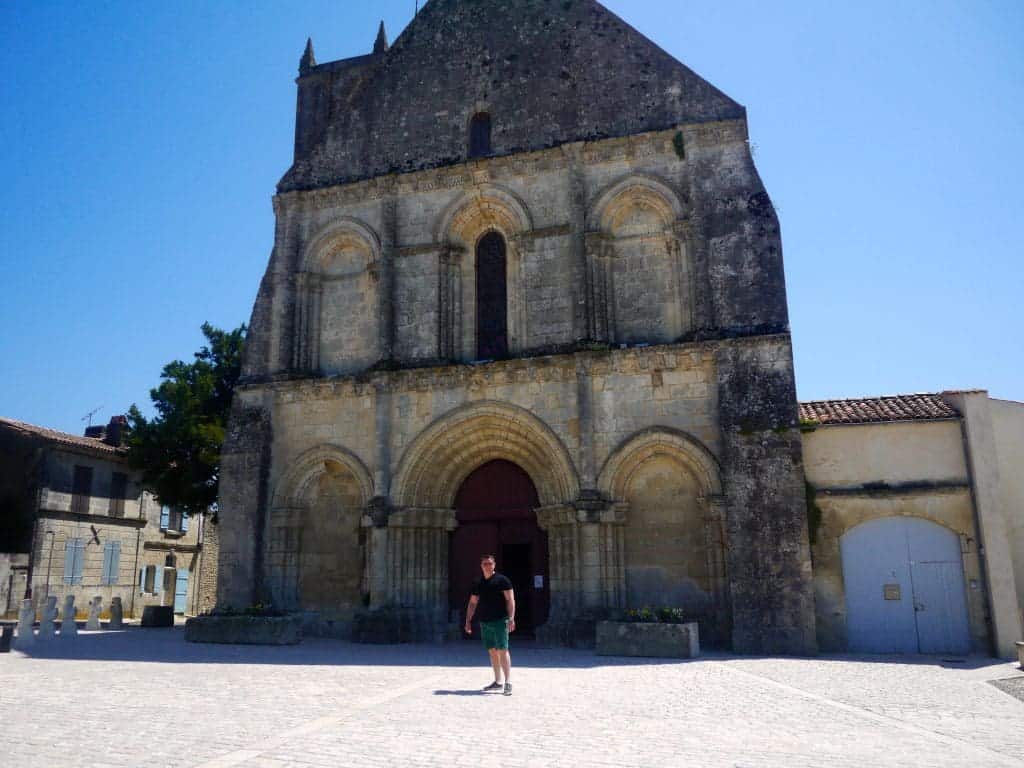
[432,689,492,696]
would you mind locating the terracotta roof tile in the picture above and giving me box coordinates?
[0,417,126,456]
[798,394,959,426]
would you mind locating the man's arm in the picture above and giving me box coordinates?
[503,589,516,632]
[464,595,479,634]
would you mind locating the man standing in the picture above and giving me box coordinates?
[465,554,515,696]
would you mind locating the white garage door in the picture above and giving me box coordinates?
[840,516,971,655]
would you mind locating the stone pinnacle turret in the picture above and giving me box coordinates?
[373,21,388,54]
[299,37,316,75]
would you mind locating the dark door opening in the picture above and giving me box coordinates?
[501,542,533,634]
[450,460,549,637]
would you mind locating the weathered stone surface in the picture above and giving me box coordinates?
[184,614,302,645]
[141,605,174,628]
[281,0,743,192]
[351,606,447,645]
[14,599,35,649]
[108,597,123,630]
[38,596,58,640]
[85,596,102,631]
[60,595,77,637]
[596,620,700,658]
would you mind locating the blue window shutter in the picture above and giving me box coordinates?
[110,541,120,584]
[101,542,112,584]
[73,540,85,584]
[181,512,189,533]
[154,567,163,595]
[64,540,77,584]
[139,567,146,594]
[160,505,170,530]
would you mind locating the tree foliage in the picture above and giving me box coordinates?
[127,323,246,516]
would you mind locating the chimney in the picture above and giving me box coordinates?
[104,415,128,447]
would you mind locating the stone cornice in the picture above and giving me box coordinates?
[272,122,747,215]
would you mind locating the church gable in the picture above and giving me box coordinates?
[280,0,744,192]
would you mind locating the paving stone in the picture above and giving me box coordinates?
[1,629,1022,767]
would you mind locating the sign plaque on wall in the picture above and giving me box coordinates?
[883,583,901,601]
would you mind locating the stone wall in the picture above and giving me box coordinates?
[195,515,219,615]
[0,553,29,618]
[219,335,810,648]
[219,3,814,651]
[281,0,744,192]
[991,398,1024,632]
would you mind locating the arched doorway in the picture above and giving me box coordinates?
[841,516,971,654]
[449,460,549,636]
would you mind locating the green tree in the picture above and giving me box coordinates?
[127,323,246,517]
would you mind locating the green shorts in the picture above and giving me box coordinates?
[480,618,510,650]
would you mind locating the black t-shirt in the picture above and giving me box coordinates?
[471,573,514,622]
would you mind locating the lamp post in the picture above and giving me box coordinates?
[43,531,55,600]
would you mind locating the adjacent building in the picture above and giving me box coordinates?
[0,416,215,619]
[801,391,1023,658]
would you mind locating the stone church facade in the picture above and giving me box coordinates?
[217,0,817,654]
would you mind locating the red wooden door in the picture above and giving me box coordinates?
[450,460,549,635]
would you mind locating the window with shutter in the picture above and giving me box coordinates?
[72,466,93,516]
[160,505,170,530]
[71,539,85,584]
[181,512,189,533]
[143,565,156,593]
[109,472,127,517]
[63,539,77,584]
[102,541,121,585]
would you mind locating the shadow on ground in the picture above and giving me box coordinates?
[4,626,1013,674]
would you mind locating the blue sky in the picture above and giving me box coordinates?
[1,0,1021,436]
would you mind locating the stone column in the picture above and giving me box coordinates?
[564,143,591,341]
[216,402,274,610]
[291,271,309,371]
[378,193,398,364]
[361,504,391,610]
[384,508,457,612]
[584,232,613,343]
[704,494,732,645]
[437,245,464,361]
[716,339,817,655]
[307,274,323,373]
[536,505,582,625]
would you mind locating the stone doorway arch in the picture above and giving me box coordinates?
[450,460,549,636]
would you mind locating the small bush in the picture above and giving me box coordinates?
[622,606,688,624]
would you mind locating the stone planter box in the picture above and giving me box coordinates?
[185,614,303,645]
[141,605,174,628]
[1016,641,1024,669]
[596,621,700,659]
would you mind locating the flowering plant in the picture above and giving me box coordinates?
[622,607,688,624]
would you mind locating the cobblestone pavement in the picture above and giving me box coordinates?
[2,628,1023,767]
